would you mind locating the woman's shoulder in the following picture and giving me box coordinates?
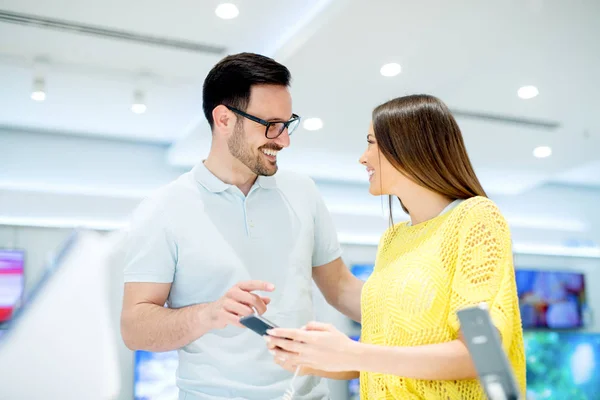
[450,196,510,239]
[454,196,504,222]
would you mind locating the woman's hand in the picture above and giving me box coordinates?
[266,321,361,372]
[271,349,309,376]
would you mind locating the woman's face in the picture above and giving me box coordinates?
[359,123,410,196]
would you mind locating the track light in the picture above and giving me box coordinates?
[518,85,539,99]
[215,3,239,19]
[131,90,146,114]
[31,77,46,102]
[31,56,50,102]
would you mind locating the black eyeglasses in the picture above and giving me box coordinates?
[225,106,301,139]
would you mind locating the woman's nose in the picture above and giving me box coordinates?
[359,152,367,165]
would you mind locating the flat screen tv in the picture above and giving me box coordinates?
[0,249,25,325]
[348,335,360,399]
[524,331,600,399]
[515,269,585,329]
[349,265,374,328]
[134,350,178,400]
[350,264,374,282]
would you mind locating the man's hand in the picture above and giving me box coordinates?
[206,280,275,329]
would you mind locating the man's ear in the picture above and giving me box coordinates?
[212,105,234,135]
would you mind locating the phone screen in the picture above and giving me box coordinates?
[239,314,278,336]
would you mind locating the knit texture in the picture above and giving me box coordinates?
[360,196,526,399]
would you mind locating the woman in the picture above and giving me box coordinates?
[266,94,526,399]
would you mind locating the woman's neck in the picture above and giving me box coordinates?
[397,187,453,226]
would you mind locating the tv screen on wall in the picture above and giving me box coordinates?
[515,269,585,329]
[134,350,178,400]
[348,335,360,399]
[350,264,374,282]
[524,331,600,399]
[0,249,25,325]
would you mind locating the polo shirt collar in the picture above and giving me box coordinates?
[193,161,277,193]
[256,175,277,189]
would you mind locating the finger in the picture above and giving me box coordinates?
[273,348,300,363]
[274,355,299,373]
[270,345,296,357]
[227,313,244,328]
[304,321,334,332]
[273,350,309,370]
[236,280,275,292]
[265,341,290,354]
[266,340,278,351]
[263,336,290,351]
[267,336,305,353]
[223,298,253,317]
[267,328,316,343]
[261,296,271,305]
[279,358,300,372]
[248,293,268,314]
[230,290,268,314]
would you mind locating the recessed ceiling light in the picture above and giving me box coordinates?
[131,103,147,114]
[533,146,552,158]
[31,91,46,102]
[518,85,539,99]
[303,117,323,131]
[215,3,239,19]
[131,90,146,114]
[380,63,401,77]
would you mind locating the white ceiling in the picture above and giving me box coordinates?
[0,0,599,196]
[0,0,331,141]
[275,0,600,193]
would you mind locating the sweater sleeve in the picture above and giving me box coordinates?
[446,199,518,352]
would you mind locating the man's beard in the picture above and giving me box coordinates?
[227,123,279,176]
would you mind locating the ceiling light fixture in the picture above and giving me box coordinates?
[380,63,401,77]
[518,85,539,99]
[31,77,46,101]
[303,117,323,131]
[131,90,147,114]
[31,56,49,102]
[533,146,552,158]
[215,3,239,19]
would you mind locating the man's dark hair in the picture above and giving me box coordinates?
[202,52,291,129]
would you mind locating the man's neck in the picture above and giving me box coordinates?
[204,151,257,196]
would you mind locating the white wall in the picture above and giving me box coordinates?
[3,127,600,260]
[1,226,599,400]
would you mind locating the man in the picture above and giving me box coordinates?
[120,52,363,400]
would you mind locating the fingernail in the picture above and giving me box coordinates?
[266,329,274,335]
[267,284,275,290]
[264,336,271,343]
[269,350,275,355]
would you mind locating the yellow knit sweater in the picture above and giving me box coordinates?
[360,196,526,399]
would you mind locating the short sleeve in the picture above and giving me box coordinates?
[447,200,517,351]
[122,199,178,283]
[311,187,343,267]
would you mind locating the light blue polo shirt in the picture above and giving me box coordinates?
[123,162,342,400]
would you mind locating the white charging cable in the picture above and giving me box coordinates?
[282,365,302,400]
[249,307,301,399]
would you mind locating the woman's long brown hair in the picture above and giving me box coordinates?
[372,94,487,224]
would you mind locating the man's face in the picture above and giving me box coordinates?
[227,84,293,176]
